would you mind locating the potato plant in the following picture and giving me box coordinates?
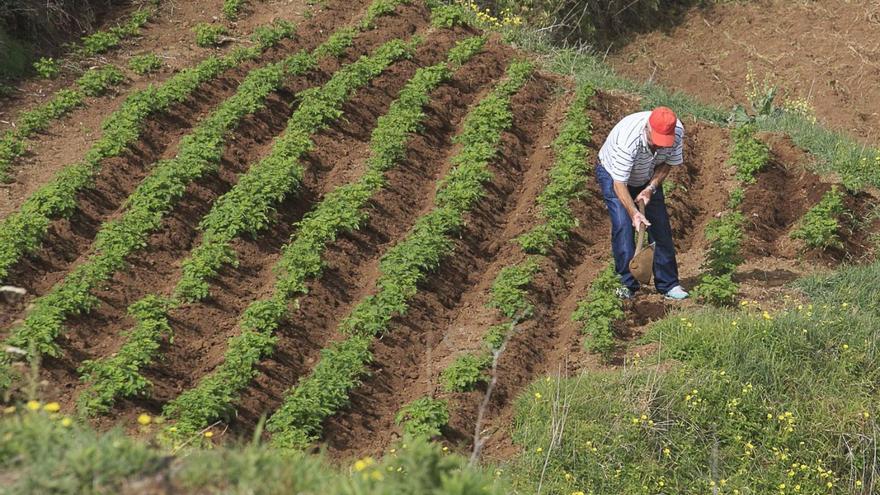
[791,187,847,250]
[162,34,485,444]
[395,398,450,438]
[572,264,624,360]
[264,60,534,450]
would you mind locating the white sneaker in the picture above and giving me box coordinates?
[664,285,689,300]
[615,287,635,300]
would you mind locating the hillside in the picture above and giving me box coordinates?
[0,1,878,493]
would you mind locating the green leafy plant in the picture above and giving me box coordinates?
[727,186,744,209]
[223,0,247,20]
[128,53,162,75]
[395,397,449,437]
[692,272,738,306]
[515,86,594,255]
[80,9,152,56]
[791,187,847,250]
[33,57,60,79]
[193,23,229,47]
[76,65,125,96]
[729,123,770,183]
[572,265,623,360]
[703,211,745,275]
[430,4,470,28]
[441,353,492,392]
[489,259,539,319]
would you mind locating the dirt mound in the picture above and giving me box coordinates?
[607,0,880,145]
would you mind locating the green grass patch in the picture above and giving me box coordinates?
[510,261,880,494]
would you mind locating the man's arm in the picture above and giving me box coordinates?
[635,163,673,206]
[613,180,651,230]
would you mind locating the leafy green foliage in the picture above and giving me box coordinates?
[694,211,744,305]
[430,4,470,28]
[33,57,60,79]
[692,272,738,306]
[441,353,492,392]
[791,187,847,250]
[396,398,450,437]
[265,60,534,449]
[0,89,84,181]
[729,123,770,183]
[516,85,594,255]
[250,19,296,49]
[76,65,125,96]
[360,0,410,29]
[77,295,173,415]
[223,0,247,20]
[727,186,744,209]
[484,323,511,351]
[193,23,229,47]
[1,413,506,494]
[79,9,153,56]
[572,265,623,360]
[490,258,539,319]
[703,211,745,276]
[128,53,162,75]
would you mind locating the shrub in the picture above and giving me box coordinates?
[727,186,744,209]
[128,53,162,75]
[441,353,492,392]
[791,187,847,250]
[193,23,229,47]
[430,4,470,28]
[33,57,60,79]
[395,397,449,437]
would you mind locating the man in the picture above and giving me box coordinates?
[595,106,688,300]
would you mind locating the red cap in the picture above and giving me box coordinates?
[648,107,677,148]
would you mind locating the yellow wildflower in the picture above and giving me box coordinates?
[137,413,151,425]
[61,417,73,427]
[26,400,41,411]
[43,402,60,413]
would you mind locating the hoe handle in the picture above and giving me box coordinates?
[634,202,647,256]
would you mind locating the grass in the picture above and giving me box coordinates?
[0,412,506,494]
[509,261,880,494]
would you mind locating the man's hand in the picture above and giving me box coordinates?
[632,208,651,231]
[635,187,653,206]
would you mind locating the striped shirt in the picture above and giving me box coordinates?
[598,111,684,186]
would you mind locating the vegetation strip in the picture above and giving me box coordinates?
[693,124,768,306]
[80,28,427,417]
[0,19,297,282]
[0,8,157,182]
[263,60,534,449]
[0,21,352,388]
[158,35,484,441]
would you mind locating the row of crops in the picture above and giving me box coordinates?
[0,0,859,456]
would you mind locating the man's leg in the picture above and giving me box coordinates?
[643,187,681,293]
[595,164,638,291]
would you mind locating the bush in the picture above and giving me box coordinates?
[395,397,449,437]
[33,57,60,79]
[193,23,229,47]
[441,353,492,392]
[128,53,162,75]
[791,187,847,250]
[222,0,246,20]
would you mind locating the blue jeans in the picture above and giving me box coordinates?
[595,163,680,293]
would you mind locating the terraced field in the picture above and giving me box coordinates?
[1,0,876,463]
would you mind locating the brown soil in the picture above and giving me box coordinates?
[2,0,878,470]
[606,0,880,145]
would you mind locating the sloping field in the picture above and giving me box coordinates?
[0,0,877,465]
